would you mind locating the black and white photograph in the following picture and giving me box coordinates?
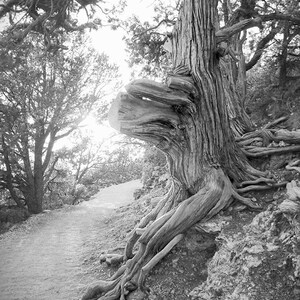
[0,0,300,299]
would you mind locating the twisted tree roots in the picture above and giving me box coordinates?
[237,123,300,158]
[235,120,300,193]
[82,168,259,300]
[81,118,300,300]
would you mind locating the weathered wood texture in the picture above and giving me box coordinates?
[91,0,274,298]
[109,0,252,187]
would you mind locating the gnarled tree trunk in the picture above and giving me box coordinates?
[82,1,271,299]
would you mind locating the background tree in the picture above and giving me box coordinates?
[123,0,179,78]
[50,131,144,206]
[0,33,119,214]
[82,0,300,299]
[0,0,125,51]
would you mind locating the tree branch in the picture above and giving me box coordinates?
[246,25,280,71]
[62,20,98,32]
[216,17,262,43]
[260,12,300,25]
[0,0,20,18]
[133,18,175,38]
[55,126,78,141]
[44,155,60,190]
[42,131,58,173]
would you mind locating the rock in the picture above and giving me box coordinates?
[279,199,300,214]
[190,208,299,299]
[244,244,264,254]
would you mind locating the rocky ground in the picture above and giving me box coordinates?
[99,180,300,300]
[1,176,300,300]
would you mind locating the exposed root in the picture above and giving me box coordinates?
[82,168,266,300]
[138,234,184,290]
[245,164,268,178]
[234,127,300,193]
[238,177,275,187]
[286,159,300,173]
[81,279,121,300]
[232,190,261,209]
[110,265,126,280]
[238,137,263,146]
[234,175,288,194]
[236,181,287,193]
[82,158,298,299]
[243,144,300,158]
[237,127,300,158]
[124,180,186,260]
[263,116,289,129]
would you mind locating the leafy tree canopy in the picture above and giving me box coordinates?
[0,0,126,50]
[0,32,120,213]
[123,0,300,78]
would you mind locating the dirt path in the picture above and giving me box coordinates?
[0,180,142,300]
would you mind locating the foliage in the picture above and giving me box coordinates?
[41,130,144,208]
[0,0,126,51]
[123,0,300,81]
[246,62,300,128]
[133,145,169,200]
[123,0,180,78]
[141,146,167,187]
[244,3,300,126]
[86,136,144,186]
[0,32,119,213]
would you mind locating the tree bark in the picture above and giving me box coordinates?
[1,135,25,208]
[82,1,267,299]
[21,127,45,214]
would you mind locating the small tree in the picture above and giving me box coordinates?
[0,34,119,213]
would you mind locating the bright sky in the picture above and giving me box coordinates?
[0,0,162,149]
[78,0,159,143]
[89,0,158,81]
